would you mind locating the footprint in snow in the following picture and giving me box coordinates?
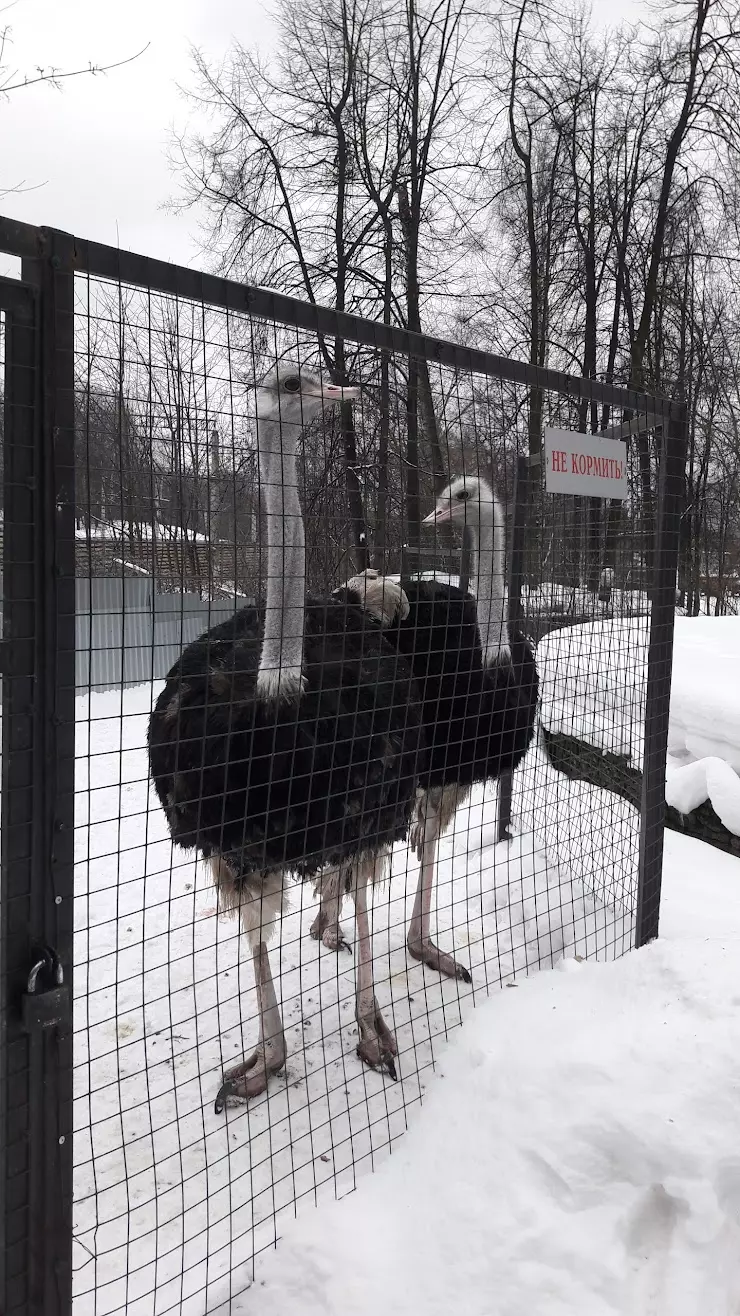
[622,1182,689,1312]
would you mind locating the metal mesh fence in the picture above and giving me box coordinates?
[0,224,684,1316]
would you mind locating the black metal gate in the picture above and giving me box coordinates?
[0,219,686,1316]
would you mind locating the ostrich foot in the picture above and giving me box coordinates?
[407,934,472,984]
[408,820,424,863]
[214,1040,286,1113]
[356,996,398,1080]
[309,907,352,954]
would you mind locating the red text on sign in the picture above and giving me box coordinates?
[570,453,623,481]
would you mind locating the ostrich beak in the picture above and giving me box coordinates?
[423,502,454,525]
[321,382,362,402]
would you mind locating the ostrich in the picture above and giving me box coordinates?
[148,366,425,1110]
[316,475,539,981]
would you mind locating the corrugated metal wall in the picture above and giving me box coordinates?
[74,578,242,693]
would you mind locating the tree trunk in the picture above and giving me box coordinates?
[339,399,371,572]
[404,358,422,575]
[629,0,709,585]
[375,350,391,569]
[398,180,451,561]
[417,355,453,554]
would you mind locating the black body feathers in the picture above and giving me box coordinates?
[343,579,538,791]
[148,600,425,883]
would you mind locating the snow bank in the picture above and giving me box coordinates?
[668,616,740,774]
[666,757,740,836]
[248,832,740,1316]
[539,615,740,832]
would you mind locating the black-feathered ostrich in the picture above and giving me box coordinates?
[148,366,425,1110]
[317,474,539,981]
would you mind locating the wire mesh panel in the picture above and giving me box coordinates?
[0,223,685,1316]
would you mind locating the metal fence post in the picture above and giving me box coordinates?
[636,404,688,947]
[0,228,76,1316]
[1,277,39,1316]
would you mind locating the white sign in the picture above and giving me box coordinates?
[544,427,627,500]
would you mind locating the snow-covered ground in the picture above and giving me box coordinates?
[75,520,211,543]
[411,573,649,622]
[69,610,740,1314]
[539,615,740,836]
[250,830,740,1316]
[71,679,637,1315]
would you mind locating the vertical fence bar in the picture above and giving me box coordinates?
[0,228,76,1316]
[26,226,76,1316]
[1,280,40,1316]
[636,404,688,947]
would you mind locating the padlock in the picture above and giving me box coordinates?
[21,948,71,1033]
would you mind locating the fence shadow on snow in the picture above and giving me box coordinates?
[0,219,686,1316]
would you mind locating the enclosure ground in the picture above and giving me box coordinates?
[72,680,634,1315]
[249,830,740,1316]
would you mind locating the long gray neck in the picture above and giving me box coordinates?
[256,414,307,701]
[471,493,510,667]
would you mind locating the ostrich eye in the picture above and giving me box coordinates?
[283,375,301,394]
[456,489,470,501]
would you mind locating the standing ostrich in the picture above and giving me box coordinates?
[148,366,425,1110]
[316,475,539,981]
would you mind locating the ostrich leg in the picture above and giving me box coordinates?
[407,792,472,984]
[353,856,397,1079]
[310,867,351,952]
[214,941,286,1112]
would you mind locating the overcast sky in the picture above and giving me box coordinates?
[1,0,639,279]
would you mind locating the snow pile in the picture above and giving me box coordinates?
[669,618,740,771]
[248,832,740,1316]
[666,617,740,836]
[539,615,740,834]
[666,757,740,836]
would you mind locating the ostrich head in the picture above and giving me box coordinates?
[422,474,496,527]
[423,473,510,666]
[255,364,361,432]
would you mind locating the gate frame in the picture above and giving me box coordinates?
[1,230,77,1316]
[0,218,687,1315]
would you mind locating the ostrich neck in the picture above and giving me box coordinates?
[256,414,306,699]
[470,505,509,666]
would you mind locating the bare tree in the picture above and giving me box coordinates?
[174,0,387,569]
[0,13,147,195]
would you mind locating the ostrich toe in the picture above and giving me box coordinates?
[356,996,398,1080]
[310,906,352,954]
[214,1042,286,1113]
[407,934,472,984]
